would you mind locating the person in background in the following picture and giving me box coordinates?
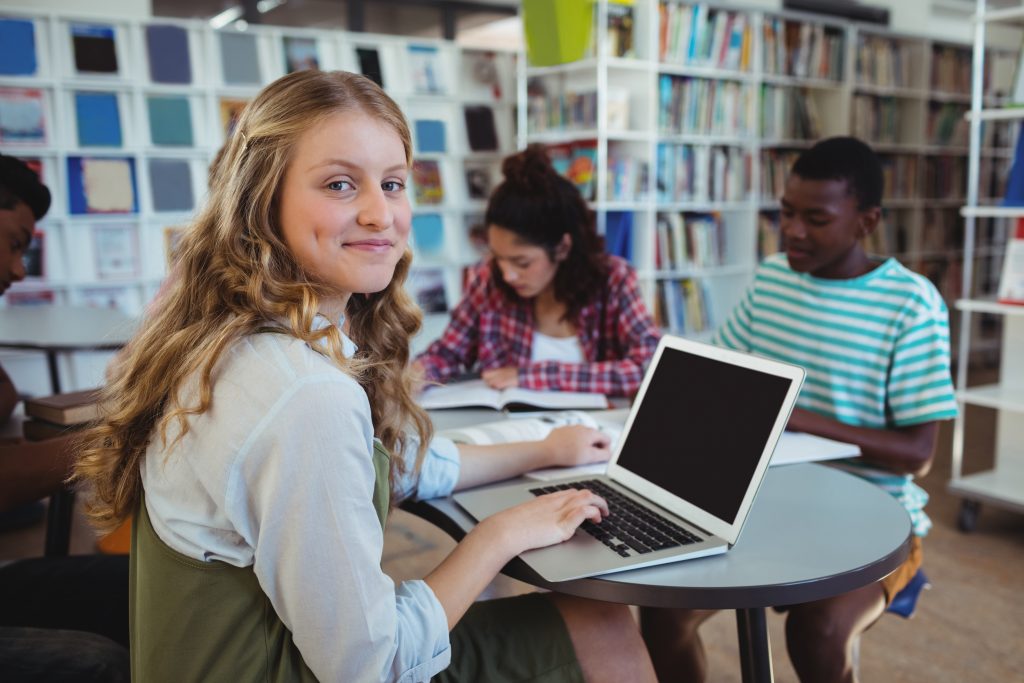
[72,70,656,682]
[0,154,129,682]
[640,137,958,683]
[414,145,660,398]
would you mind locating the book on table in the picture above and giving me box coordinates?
[419,379,608,412]
[23,388,102,426]
[22,418,88,442]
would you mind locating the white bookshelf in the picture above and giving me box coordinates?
[0,9,516,385]
[518,0,1016,343]
[948,0,1024,532]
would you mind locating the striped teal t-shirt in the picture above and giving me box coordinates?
[714,253,958,536]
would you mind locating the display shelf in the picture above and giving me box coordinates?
[949,0,1024,533]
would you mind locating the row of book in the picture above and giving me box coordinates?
[658,3,752,71]
[548,141,598,202]
[652,277,712,335]
[879,154,920,200]
[927,102,969,147]
[656,144,750,204]
[526,86,598,133]
[851,94,901,145]
[855,35,916,89]
[658,76,753,137]
[760,149,801,201]
[762,18,844,81]
[607,153,650,202]
[930,45,972,94]
[653,212,728,270]
[924,156,966,200]
[759,85,822,141]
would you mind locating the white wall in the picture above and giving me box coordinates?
[0,0,151,19]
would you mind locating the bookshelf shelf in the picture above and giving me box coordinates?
[949,0,1024,532]
[956,298,1024,315]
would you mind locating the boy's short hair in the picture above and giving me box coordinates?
[791,136,883,210]
[0,154,50,219]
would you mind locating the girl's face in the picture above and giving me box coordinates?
[487,224,568,300]
[278,109,410,313]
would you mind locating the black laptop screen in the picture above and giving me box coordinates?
[615,346,794,525]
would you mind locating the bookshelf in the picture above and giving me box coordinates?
[0,9,516,390]
[518,0,1015,346]
[948,0,1024,532]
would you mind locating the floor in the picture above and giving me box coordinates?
[2,407,1022,682]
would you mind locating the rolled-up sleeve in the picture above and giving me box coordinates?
[229,375,452,682]
[394,435,461,501]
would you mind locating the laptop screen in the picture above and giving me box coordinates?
[615,346,795,525]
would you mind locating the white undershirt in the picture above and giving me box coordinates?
[530,330,585,363]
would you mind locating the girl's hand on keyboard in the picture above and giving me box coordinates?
[483,488,609,555]
[541,426,612,467]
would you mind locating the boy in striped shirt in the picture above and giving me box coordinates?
[641,137,957,683]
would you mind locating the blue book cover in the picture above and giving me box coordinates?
[75,92,122,147]
[67,156,138,215]
[146,24,192,84]
[411,213,445,255]
[0,18,37,76]
[414,119,446,153]
[147,96,193,146]
[604,211,634,261]
[1003,121,1024,207]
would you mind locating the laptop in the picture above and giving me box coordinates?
[453,335,805,582]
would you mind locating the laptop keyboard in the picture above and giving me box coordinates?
[528,479,704,558]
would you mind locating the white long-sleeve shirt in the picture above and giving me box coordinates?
[140,328,461,682]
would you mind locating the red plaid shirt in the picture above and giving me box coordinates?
[416,256,661,397]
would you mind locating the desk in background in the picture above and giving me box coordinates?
[0,305,137,556]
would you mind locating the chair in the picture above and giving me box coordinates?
[852,569,931,676]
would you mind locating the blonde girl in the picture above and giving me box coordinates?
[73,70,655,682]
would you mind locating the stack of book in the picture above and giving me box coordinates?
[22,389,102,441]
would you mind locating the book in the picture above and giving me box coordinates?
[283,36,319,73]
[23,230,44,279]
[412,160,444,205]
[997,218,1024,304]
[147,95,193,146]
[71,23,118,74]
[0,18,37,76]
[0,88,45,145]
[148,158,194,212]
[145,24,192,84]
[420,379,608,412]
[74,91,122,147]
[463,105,498,151]
[408,44,444,94]
[414,119,447,153]
[219,32,261,85]
[356,47,384,87]
[464,164,492,200]
[5,289,54,306]
[462,49,502,100]
[92,224,139,279]
[24,389,102,426]
[411,213,444,256]
[219,98,249,140]
[67,156,138,215]
[22,418,87,442]
[408,267,448,313]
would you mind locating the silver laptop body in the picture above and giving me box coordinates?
[453,335,805,582]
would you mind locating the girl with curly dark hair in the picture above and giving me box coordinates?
[415,145,660,397]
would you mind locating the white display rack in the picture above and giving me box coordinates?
[949,0,1024,532]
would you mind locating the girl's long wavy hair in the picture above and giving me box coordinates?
[72,70,432,532]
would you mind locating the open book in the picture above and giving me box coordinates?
[437,410,626,482]
[419,379,608,412]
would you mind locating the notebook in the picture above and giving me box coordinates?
[454,335,805,582]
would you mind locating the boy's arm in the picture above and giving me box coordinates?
[0,435,74,512]
[787,408,939,477]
